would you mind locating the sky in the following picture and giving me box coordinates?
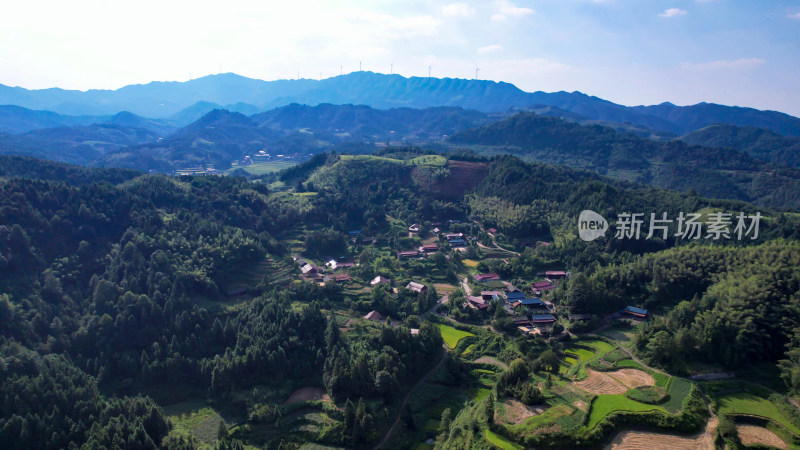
[1,0,799,115]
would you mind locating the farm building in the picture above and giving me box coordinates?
[363,310,382,321]
[301,264,318,275]
[467,295,489,310]
[512,315,531,325]
[487,227,498,234]
[481,290,503,301]
[521,298,546,309]
[408,223,420,233]
[410,328,419,335]
[544,270,567,279]
[622,306,648,319]
[532,280,554,290]
[448,238,466,247]
[505,291,526,301]
[420,243,439,253]
[323,273,351,283]
[531,314,556,324]
[406,282,428,294]
[370,276,390,286]
[474,273,500,282]
[444,233,464,240]
[398,250,419,258]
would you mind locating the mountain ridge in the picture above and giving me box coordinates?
[2,72,799,137]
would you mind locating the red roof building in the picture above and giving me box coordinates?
[420,243,439,253]
[363,310,382,321]
[474,273,501,282]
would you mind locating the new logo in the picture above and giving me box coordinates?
[578,210,608,242]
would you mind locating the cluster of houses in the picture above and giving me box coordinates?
[174,165,223,176]
[398,229,471,259]
[463,271,577,336]
[293,254,354,284]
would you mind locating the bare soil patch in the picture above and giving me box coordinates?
[574,369,628,395]
[475,356,509,370]
[497,399,546,424]
[284,387,331,404]
[572,400,588,412]
[609,369,655,388]
[737,424,787,449]
[605,416,718,450]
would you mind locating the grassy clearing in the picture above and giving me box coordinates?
[716,392,800,434]
[587,395,667,429]
[168,405,224,445]
[468,387,491,402]
[228,160,298,175]
[437,323,474,349]
[408,155,447,166]
[484,428,523,450]
[462,259,480,268]
[505,404,575,433]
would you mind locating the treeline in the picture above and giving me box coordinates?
[578,241,800,376]
[0,342,169,449]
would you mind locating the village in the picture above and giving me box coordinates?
[284,218,648,339]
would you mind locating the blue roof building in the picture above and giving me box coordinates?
[531,314,556,323]
[520,298,545,307]
[506,291,526,300]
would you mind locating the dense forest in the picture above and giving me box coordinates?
[2,150,800,448]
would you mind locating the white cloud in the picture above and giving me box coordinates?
[491,14,507,22]
[495,1,534,17]
[788,12,800,20]
[681,58,766,71]
[659,8,687,18]
[441,3,475,17]
[477,44,504,54]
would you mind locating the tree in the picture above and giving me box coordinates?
[438,408,452,434]
[217,421,228,441]
[484,393,495,424]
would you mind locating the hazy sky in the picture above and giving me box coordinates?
[1,0,799,115]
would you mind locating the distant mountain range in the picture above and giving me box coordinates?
[1,78,800,209]
[2,71,800,137]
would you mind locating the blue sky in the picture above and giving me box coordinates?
[1,0,799,115]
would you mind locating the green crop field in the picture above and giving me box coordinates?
[586,395,667,429]
[484,429,523,450]
[716,392,800,434]
[437,324,474,349]
[582,340,615,354]
[565,347,595,361]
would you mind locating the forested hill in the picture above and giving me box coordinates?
[448,112,800,210]
[680,123,800,167]
[251,103,495,139]
[1,153,799,447]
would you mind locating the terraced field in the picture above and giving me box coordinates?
[436,323,474,349]
[605,417,718,449]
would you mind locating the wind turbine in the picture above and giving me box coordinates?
[428,66,432,77]
[475,66,480,80]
